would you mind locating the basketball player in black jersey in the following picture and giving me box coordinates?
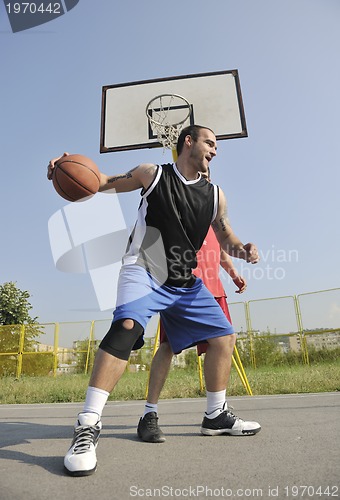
[47,125,261,476]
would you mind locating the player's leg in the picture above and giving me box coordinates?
[201,334,261,436]
[64,265,175,475]
[162,281,261,437]
[146,341,173,404]
[137,329,173,443]
[64,317,144,476]
[204,333,236,392]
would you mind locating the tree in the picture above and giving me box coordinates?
[0,281,38,326]
[0,282,45,376]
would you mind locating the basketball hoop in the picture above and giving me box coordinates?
[146,94,191,150]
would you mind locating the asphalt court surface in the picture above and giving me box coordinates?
[0,393,339,500]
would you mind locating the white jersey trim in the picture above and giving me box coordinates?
[142,164,162,198]
[211,184,219,223]
[173,163,202,185]
[122,197,148,266]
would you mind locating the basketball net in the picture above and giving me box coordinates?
[146,94,191,160]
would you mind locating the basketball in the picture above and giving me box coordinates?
[52,154,100,202]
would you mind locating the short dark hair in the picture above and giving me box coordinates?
[176,124,214,156]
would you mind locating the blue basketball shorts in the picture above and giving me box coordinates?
[113,264,234,354]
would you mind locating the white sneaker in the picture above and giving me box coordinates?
[64,412,102,476]
[200,402,261,436]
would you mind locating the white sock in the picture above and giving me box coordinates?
[143,402,158,417]
[205,390,226,419]
[82,386,110,418]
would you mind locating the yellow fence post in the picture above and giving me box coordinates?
[295,288,340,365]
[301,334,310,365]
[245,301,256,368]
[293,295,309,365]
[297,288,340,364]
[15,325,25,379]
[85,321,95,375]
[233,345,253,395]
[53,322,59,377]
[145,321,161,400]
[197,353,204,393]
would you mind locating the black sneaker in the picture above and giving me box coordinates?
[64,412,102,476]
[201,403,261,436]
[137,412,166,443]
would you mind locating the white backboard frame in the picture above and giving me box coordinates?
[100,69,247,153]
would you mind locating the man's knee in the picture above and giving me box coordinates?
[207,333,236,350]
[122,319,135,330]
[227,333,237,346]
[99,318,144,361]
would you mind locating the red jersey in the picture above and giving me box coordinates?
[193,227,226,298]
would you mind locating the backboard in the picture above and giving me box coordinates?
[100,69,247,153]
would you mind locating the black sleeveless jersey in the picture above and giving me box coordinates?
[123,163,219,287]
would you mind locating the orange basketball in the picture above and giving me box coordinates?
[52,154,100,202]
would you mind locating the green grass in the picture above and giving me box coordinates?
[0,360,339,405]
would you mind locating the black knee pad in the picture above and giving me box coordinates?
[99,319,144,361]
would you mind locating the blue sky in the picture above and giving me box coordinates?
[1,0,339,333]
